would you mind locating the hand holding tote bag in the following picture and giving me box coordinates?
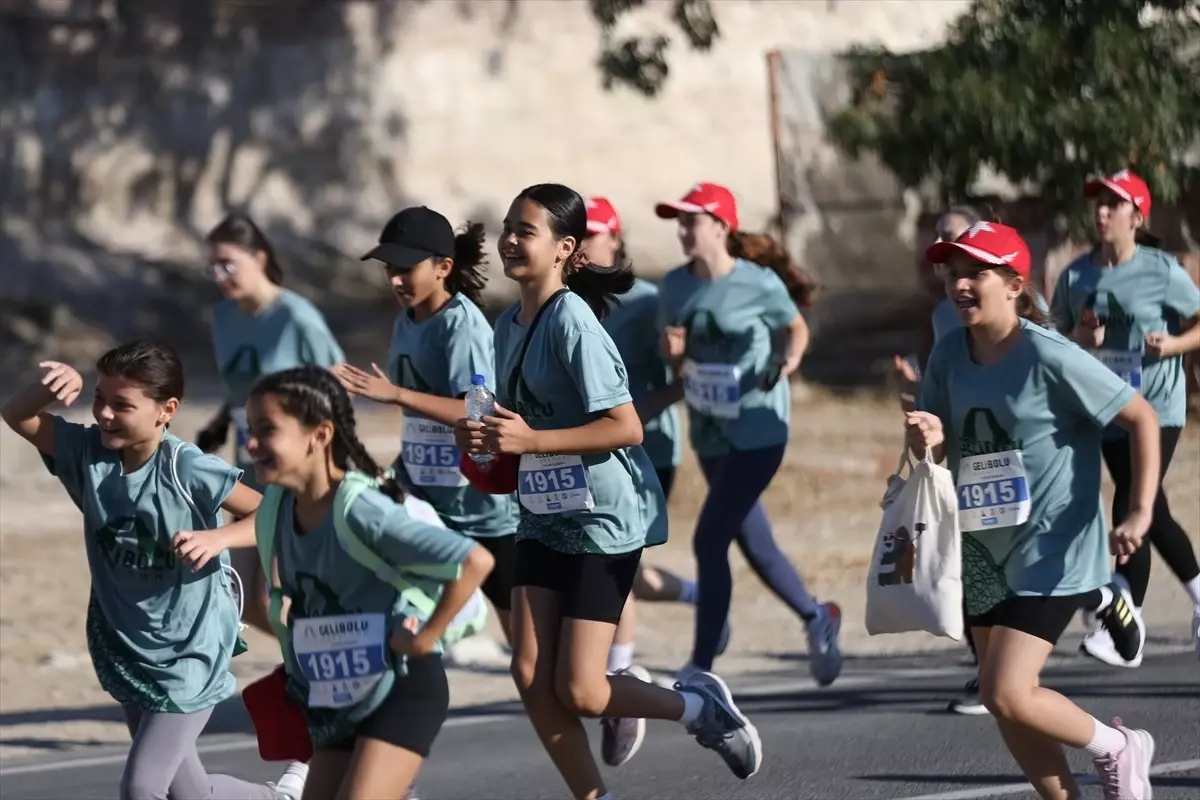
[865,447,963,640]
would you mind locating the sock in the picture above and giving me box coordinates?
[1083,717,1127,758]
[1185,574,1200,609]
[1088,585,1114,613]
[607,643,634,674]
[677,579,698,605]
[676,688,705,727]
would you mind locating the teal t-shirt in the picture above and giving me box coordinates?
[41,420,242,713]
[918,320,1135,613]
[1051,246,1200,431]
[657,259,799,458]
[494,291,667,555]
[932,293,1051,344]
[387,293,519,537]
[275,485,475,747]
[211,289,345,486]
[601,278,682,471]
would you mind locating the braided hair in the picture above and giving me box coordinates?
[248,366,405,502]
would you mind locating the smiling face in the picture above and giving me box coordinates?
[497,197,574,284]
[942,252,1022,328]
[92,375,177,451]
[384,256,452,309]
[244,392,334,491]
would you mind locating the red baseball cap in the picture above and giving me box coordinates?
[586,196,622,235]
[655,182,739,231]
[925,221,1032,279]
[1084,170,1152,216]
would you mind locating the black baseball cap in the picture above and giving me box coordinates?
[361,206,455,269]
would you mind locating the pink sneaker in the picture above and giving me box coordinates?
[1092,718,1155,800]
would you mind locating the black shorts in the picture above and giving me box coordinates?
[966,593,1093,646]
[330,655,449,757]
[473,534,517,612]
[655,466,676,502]
[513,539,641,624]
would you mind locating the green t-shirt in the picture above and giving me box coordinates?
[494,291,667,555]
[41,420,242,713]
[387,293,518,537]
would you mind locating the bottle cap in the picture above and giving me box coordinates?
[470,374,485,386]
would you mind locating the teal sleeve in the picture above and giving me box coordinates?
[916,342,951,424]
[758,268,801,328]
[1164,261,1200,318]
[1050,270,1074,332]
[444,316,494,398]
[176,446,243,518]
[348,490,475,581]
[560,327,633,413]
[39,416,94,513]
[1051,346,1137,429]
[297,319,345,369]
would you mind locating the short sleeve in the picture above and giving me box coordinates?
[559,326,633,413]
[1050,346,1136,429]
[297,317,345,369]
[916,339,952,425]
[443,314,495,398]
[40,416,94,512]
[175,445,243,519]
[1050,269,1075,332]
[757,267,801,328]
[348,489,475,581]
[1164,260,1200,318]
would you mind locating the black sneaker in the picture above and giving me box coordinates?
[1092,580,1144,663]
[947,677,990,716]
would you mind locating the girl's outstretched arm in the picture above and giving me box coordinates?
[393,543,494,655]
[173,483,264,571]
[1,362,84,456]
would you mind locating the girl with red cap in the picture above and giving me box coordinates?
[1051,169,1200,665]
[915,220,1160,799]
[653,182,842,686]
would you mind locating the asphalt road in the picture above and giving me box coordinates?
[2,650,1197,800]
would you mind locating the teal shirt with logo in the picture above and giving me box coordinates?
[494,291,667,555]
[1051,246,1200,431]
[601,278,682,471]
[657,259,799,458]
[276,485,475,746]
[918,320,1135,614]
[387,293,518,537]
[211,289,345,486]
[41,419,242,713]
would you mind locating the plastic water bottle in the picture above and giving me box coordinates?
[464,374,495,465]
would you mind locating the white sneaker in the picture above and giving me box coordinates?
[600,665,652,767]
[268,761,308,800]
[946,676,990,716]
[675,661,704,686]
[805,602,843,686]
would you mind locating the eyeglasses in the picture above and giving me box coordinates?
[211,260,237,280]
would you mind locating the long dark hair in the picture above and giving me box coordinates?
[446,222,488,308]
[515,183,634,319]
[249,366,404,502]
[727,231,820,309]
[207,213,284,285]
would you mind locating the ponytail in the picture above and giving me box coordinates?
[563,249,636,321]
[727,230,820,309]
[445,222,488,308]
[996,266,1050,329]
[249,367,406,503]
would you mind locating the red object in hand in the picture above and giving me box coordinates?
[459,451,519,494]
[242,665,313,763]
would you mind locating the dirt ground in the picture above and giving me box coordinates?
[1,388,1197,762]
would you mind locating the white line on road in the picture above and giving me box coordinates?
[904,759,1200,800]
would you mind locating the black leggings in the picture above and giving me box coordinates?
[1102,426,1199,607]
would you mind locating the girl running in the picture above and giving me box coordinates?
[456,183,762,800]
[332,206,519,642]
[1052,170,1200,665]
[225,365,494,800]
[915,221,1158,800]
[197,212,345,641]
[1,341,300,800]
[653,181,842,685]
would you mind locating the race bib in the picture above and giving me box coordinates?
[293,613,389,709]
[517,454,594,515]
[401,417,467,488]
[956,449,1031,532]
[682,360,741,419]
[1092,349,1142,391]
[230,408,251,464]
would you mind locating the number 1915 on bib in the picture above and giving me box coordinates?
[517,455,594,514]
[957,476,1030,528]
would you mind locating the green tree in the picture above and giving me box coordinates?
[588,0,720,97]
[828,0,1200,236]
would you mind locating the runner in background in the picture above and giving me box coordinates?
[1052,170,1200,664]
[916,221,1157,800]
[197,212,345,641]
[456,183,763,799]
[226,366,493,800]
[580,196,730,768]
[333,206,520,643]
[653,182,843,687]
[1,342,301,800]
